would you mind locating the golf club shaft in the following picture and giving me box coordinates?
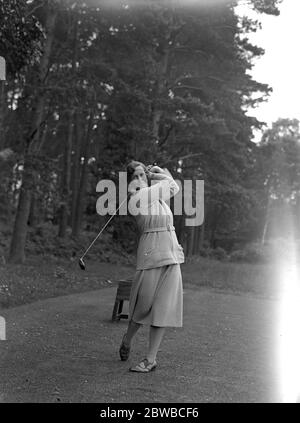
[80,194,130,260]
[79,162,157,261]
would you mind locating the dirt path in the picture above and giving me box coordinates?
[0,285,280,403]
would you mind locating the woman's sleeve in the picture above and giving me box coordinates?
[128,175,179,214]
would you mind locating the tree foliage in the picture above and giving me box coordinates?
[0,0,285,262]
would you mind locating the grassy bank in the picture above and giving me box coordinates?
[182,256,283,299]
[0,256,134,309]
[1,253,286,310]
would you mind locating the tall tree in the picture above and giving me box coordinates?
[1,0,283,261]
[9,1,58,263]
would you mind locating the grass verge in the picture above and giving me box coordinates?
[181,256,283,299]
[0,256,134,309]
[1,255,286,310]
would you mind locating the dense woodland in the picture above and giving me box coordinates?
[1,0,299,265]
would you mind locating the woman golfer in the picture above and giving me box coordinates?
[119,161,184,372]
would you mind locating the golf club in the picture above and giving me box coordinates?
[78,193,130,270]
[78,162,158,270]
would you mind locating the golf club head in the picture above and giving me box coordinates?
[78,258,86,270]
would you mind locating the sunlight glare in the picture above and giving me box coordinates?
[277,259,300,403]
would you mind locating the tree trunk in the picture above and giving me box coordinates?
[187,226,195,256]
[71,112,82,232]
[37,122,48,153]
[8,3,57,263]
[192,224,201,254]
[0,81,6,150]
[209,204,223,248]
[261,197,270,245]
[261,187,272,245]
[151,33,171,152]
[28,4,57,155]
[9,167,32,263]
[174,214,182,243]
[200,220,205,248]
[28,192,38,228]
[72,111,94,237]
[69,15,81,232]
[58,111,73,237]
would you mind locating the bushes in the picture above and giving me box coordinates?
[198,247,213,258]
[229,244,265,263]
[210,246,228,261]
[198,246,228,261]
[0,222,135,266]
[186,246,228,263]
[2,218,299,267]
[228,239,300,263]
[186,238,300,264]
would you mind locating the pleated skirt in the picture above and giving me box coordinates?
[128,264,183,327]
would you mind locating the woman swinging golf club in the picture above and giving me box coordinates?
[119,161,184,373]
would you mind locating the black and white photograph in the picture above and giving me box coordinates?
[0,0,300,408]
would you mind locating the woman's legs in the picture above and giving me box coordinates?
[123,319,142,346]
[146,325,166,363]
[122,322,166,362]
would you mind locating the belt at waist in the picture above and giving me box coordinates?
[143,225,175,233]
